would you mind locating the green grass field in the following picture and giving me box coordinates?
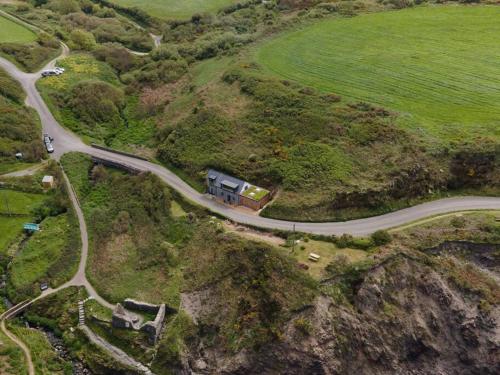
[256,5,500,144]
[0,216,28,254]
[110,0,238,19]
[0,190,45,254]
[9,214,74,291]
[0,15,36,43]
[0,189,45,215]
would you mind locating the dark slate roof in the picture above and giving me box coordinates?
[207,169,246,194]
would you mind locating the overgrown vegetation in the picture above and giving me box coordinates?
[0,68,44,173]
[61,152,188,305]
[7,322,72,374]
[1,0,153,52]
[24,286,138,374]
[0,162,80,303]
[37,53,155,149]
[174,223,317,353]
[0,329,29,375]
[0,31,60,72]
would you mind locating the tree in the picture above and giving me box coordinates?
[69,29,96,51]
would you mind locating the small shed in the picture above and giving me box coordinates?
[42,175,54,189]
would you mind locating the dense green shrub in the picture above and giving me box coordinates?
[0,69,25,103]
[89,0,155,27]
[69,28,97,50]
[68,80,124,124]
[371,230,392,246]
[93,43,136,74]
[0,40,59,72]
[0,70,44,163]
[46,0,80,15]
[335,234,353,249]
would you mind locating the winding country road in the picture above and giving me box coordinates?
[1,51,499,236]
[0,13,498,375]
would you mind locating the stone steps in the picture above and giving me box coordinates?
[78,301,85,326]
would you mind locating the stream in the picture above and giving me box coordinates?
[40,327,92,375]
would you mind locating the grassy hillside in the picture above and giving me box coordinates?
[37,53,155,150]
[110,0,239,19]
[61,152,186,305]
[256,5,500,144]
[0,190,45,253]
[0,15,36,43]
[0,68,44,173]
[0,163,81,302]
[7,323,71,374]
[0,329,28,375]
[0,13,59,72]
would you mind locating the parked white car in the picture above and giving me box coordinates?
[41,68,64,77]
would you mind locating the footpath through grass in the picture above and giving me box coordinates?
[110,0,239,19]
[0,15,36,44]
[256,5,500,144]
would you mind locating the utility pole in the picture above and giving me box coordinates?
[291,224,296,254]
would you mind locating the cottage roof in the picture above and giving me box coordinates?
[207,169,246,194]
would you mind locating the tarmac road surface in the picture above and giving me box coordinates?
[1,52,499,236]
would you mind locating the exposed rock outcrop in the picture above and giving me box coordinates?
[179,251,499,374]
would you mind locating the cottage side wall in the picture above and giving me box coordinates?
[240,193,271,210]
[209,185,240,205]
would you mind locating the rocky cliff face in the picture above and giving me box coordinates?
[181,246,499,375]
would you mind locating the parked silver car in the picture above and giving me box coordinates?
[45,142,54,153]
[43,133,54,153]
[41,69,63,77]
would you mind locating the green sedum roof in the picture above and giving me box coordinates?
[241,185,269,201]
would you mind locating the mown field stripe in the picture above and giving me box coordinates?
[256,5,500,143]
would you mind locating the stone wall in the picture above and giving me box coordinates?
[114,299,170,345]
[140,304,166,345]
[111,303,140,330]
[123,298,160,314]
